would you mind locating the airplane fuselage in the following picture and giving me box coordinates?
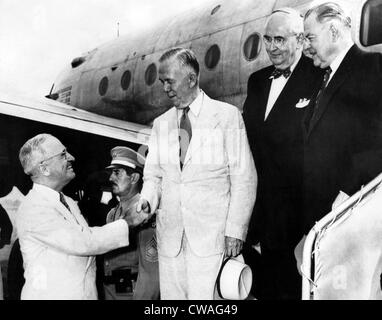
[50,0,382,125]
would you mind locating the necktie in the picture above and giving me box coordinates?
[309,67,332,126]
[270,67,291,79]
[179,107,192,170]
[59,192,71,213]
[60,192,82,225]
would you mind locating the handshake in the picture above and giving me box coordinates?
[121,197,153,228]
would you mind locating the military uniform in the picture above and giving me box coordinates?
[103,147,159,300]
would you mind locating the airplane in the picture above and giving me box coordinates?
[1,0,382,300]
[46,0,382,125]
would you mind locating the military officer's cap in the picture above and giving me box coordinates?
[106,146,145,170]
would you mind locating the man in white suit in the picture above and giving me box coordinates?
[137,48,257,299]
[16,134,150,299]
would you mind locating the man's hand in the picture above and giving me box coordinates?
[224,236,243,258]
[136,197,151,213]
[122,208,152,228]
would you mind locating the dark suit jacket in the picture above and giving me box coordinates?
[302,45,382,233]
[243,55,323,250]
[0,204,12,248]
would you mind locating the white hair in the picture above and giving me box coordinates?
[19,133,53,176]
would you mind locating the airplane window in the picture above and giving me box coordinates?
[205,44,221,69]
[99,76,108,96]
[145,63,157,86]
[243,33,261,61]
[360,0,382,47]
[211,5,221,15]
[121,70,131,90]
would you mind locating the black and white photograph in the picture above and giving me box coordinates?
[0,0,382,305]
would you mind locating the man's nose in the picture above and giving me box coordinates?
[270,42,277,50]
[67,152,75,161]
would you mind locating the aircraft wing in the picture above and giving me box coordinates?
[0,92,151,145]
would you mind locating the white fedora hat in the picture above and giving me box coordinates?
[216,254,252,300]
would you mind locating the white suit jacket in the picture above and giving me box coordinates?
[142,91,257,257]
[16,184,129,300]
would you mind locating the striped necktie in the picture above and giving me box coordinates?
[179,107,192,170]
[309,67,332,126]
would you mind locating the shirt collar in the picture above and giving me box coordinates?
[177,89,203,119]
[33,183,60,202]
[330,43,353,75]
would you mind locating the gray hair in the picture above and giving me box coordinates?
[19,133,52,176]
[305,2,351,28]
[268,7,304,35]
[159,47,200,76]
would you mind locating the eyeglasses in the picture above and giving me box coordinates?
[40,149,68,164]
[263,34,298,48]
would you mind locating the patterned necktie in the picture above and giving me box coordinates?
[309,67,332,126]
[270,67,291,79]
[179,107,192,170]
[59,192,71,213]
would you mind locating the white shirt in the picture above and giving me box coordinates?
[328,42,353,85]
[264,53,302,121]
[177,89,203,127]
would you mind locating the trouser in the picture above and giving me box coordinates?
[159,232,222,300]
[104,226,159,300]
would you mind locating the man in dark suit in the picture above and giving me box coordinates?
[0,204,12,250]
[242,8,322,299]
[301,2,382,235]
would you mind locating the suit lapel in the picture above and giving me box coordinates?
[307,46,356,137]
[265,56,312,123]
[267,57,305,122]
[159,107,181,171]
[261,77,272,120]
[183,92,220,168]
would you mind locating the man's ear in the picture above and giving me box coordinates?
[39,164,50,176]
[130,172,140,184]
[188,72,197,88]
[329,23,339,42]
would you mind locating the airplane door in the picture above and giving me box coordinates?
[360,0,382,49]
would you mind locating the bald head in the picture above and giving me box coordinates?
[266,8,304,35]
[263,8,304,69]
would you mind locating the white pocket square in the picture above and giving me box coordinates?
[295,98,310,108]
